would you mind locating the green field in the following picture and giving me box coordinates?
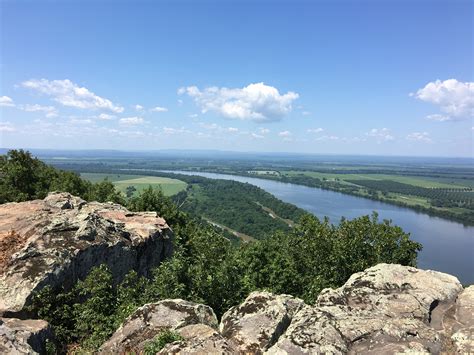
[81,173,187,196]
[282,170,467,188]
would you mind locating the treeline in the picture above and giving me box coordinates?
[172,177,305,239]
[347,179,473,209]
[0,150,125,205]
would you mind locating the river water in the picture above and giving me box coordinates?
[165,171,473,284]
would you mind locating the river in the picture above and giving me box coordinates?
[161,170,474,284]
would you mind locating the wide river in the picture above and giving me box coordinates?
[166,171,474,284]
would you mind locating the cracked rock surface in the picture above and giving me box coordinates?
[0,192,172,316]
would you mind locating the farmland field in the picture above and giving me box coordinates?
[281,171,468,188]
[80,173,187,196]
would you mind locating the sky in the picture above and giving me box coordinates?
[0,0,473,157]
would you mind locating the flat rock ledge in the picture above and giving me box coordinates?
[0,192,173,316]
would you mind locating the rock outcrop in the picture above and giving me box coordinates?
[100,299,218,353]
[0,317,53,354]
[0,192,173,316]
[101,264,473,354]
[219,291,304,353]
[268,263,466,354]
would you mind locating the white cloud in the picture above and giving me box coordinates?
[97,113,115,120]
[307,128,324,134]
[179,82,299,122]
[302,111,311,116]
[366,128,394,142]
[162,126,191,135]
[315,135,339,141]
[119,117,144,125]
[21,79,124,113]
[278,130,293,141]
[251,133,264,139]
[406,132,432,143]
[135,104,144,111]
[189,113,199,118]
[227,127,239,133]
[278,130,292,137]
[0,121,16,132]
[425,114,451,122]
[150,106,168,112]
[23,104,58,118]
[259,127,270,134]
[0,96,15,107]
[412,79,474,119]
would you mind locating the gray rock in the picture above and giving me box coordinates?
[159,324,238,354]
[0,192,173,316]
[100,299,218,353]
[219,291,304,353]
[267,263,463,354]
[0,317,53,354]
[450,286,474,353]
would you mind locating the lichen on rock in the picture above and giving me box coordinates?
[0,192,173,317]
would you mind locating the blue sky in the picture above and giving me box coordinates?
[1,0,472,157]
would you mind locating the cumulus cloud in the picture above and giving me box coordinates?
[178,82,299,122]
[21,79,124,113]
[412,79,474,119]
[97,113,115,120]
[150,106,168,112]
[0,121,16,132]
[0,96,15,107]
[135,104,144,111]
[259,128,270,134]
[307,128,324,134]
[278,130,292,137]
[227,127,239,133]
[406,132,432,143]
[366,128,394,143]
[23,104,58,118]
[119,117,144,125]
[425,114,451,122]
[251,133,264,139]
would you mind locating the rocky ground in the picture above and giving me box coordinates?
[0,193,472,354]
[99,264,473,354]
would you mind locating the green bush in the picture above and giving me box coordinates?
[143,329,184,354]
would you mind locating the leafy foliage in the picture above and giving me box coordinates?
[143,329,184,354]
[0,149,124,204]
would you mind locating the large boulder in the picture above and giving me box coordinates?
[99,299,218,353]
[219,291,304,353]
[0,192,172,316]
[0,317,53,354]
[267,263,464,354]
